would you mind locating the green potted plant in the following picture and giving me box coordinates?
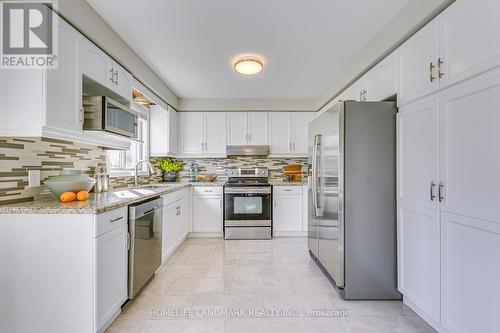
[158,158,183,182]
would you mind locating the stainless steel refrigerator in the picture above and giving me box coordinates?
[308,101,401,300]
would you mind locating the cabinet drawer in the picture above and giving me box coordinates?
[94,206,128,237]
[194,186,223,196]
[273,186,302,195]
[162,187,190,206]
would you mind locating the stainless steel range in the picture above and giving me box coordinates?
[224,167,272,240]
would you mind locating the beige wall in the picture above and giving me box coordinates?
[57,0,179,108]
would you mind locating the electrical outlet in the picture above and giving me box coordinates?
[28,170,41,187]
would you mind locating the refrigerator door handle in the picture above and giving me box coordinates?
[312,135,322,217]
[311,135,318,217]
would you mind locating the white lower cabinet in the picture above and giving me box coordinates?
[193,187,223,234]
[162,202,180,261]
[272,186,306,236]
[94,223,128,333]
[397,203,440,326]
[161,188,191,263]
[440,212,500,333]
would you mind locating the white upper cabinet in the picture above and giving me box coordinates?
[438,68,500,223]
[45,18,83,134]
[178,112,226,157]
[227,112,248,145]
[398,19,439,106]
[81,39,132,102]
[247,112,269,145]
[179,112,205,154]
[365,52,397,101]
[341,77,368,101]
[269,112,291,154]
[204,112,227,155]
[397,96,439,209]
[150,105,177,156]
[111,61,133,102]
[269,112,312,156]
[438,0,500,89]
[291,112,314,154]
[227,112,269,145]
[168,106,178,154]
[82,38,111,90]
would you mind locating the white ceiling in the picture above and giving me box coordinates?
[86,0,411,101]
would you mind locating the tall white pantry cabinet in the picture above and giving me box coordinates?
[397,68,500,333]
[393,1,500,332]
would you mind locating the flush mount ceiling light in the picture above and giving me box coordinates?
[233,56,264,75]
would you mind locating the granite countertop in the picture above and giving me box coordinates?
[0,179,309,215]
[0,180,228,215]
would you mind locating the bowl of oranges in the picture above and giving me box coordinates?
[44,170,96,202]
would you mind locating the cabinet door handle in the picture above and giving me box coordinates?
[430,181,436,201]
[79,108,84,124]
[274,199,277,207]
[109,68,114,83]
[110,216,123,223]
[359,91,363,101]
[438,57,444,78]
[115,70,119,84]
[292,142,295,151]
[204,189,213,193]
[289,142,292,151]
[219,199,222,208]
[126,232,131,250]
[429,62,436,82]
[438,182,445,202]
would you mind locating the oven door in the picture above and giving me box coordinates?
[224,187,271,226]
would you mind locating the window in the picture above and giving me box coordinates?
[107,117,149,175]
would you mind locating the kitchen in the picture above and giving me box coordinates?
[0,0,499,332]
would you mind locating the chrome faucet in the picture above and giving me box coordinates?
[134,159,155,187]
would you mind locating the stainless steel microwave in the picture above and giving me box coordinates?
[83,96,138,138]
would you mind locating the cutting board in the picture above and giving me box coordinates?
[283,164,302,181]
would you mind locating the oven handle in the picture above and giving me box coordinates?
[224,187,271,194]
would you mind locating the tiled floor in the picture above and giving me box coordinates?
[107,237,435,333]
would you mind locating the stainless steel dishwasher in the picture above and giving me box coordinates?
[128,197,163,299]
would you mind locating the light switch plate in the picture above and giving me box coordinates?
[28,170,41,187]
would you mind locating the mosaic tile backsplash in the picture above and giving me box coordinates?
[161,157,308,182]
[0,137,307,205]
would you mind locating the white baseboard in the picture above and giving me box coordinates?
[160,234,189,265]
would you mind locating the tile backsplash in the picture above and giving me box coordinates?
[0,137,307,205]
[159,157,308,181]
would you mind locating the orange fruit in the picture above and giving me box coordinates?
[60,192,76,203]
[76,191,89,201]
